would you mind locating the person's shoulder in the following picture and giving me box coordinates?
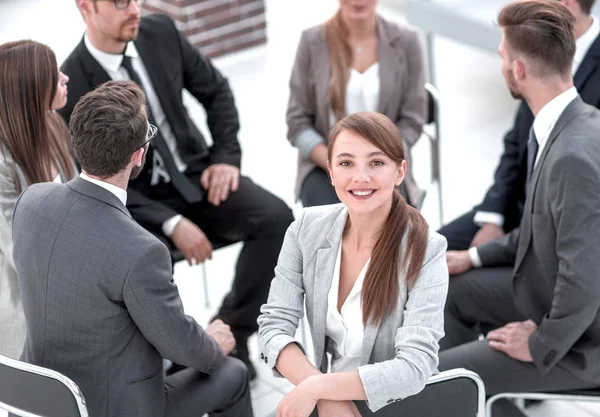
[292,203,345,240]
[61,38,85,70]
[426,228,448,253]
[378,15,418,41]
[299,23,325,45]
[139,13,178,38]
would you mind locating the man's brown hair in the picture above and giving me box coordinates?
[499,0,576,77]
[70,80,148,178]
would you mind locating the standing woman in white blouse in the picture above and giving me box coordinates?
[0,40,77,358]
[287,0,427,208]
[258,112,448,417]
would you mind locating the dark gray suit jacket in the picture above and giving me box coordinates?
[477,97,600,382]
[12,177,225,417]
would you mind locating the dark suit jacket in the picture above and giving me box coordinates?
[478,98,600,382]
[12,177,225,417]
[476,34,600,230]
[59,14,241,234]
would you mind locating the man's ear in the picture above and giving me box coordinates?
[132,147,144,167]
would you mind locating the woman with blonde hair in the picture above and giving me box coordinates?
[0,40,77,358]
[259,112,448,417]
[287,0,427,208]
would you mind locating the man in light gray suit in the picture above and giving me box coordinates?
[12,80,253,417]
[439,1,600,416]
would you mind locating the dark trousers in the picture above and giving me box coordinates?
[300,167,339,207]
[165,357,253,417]
[438,209,521,251]
[439,268,594,417]
[149,174,294,337]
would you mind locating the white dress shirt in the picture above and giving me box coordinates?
[80,173,128,207]
[469,87,578,267]
[325,244,369,373]
[328,63,381,128]
[346,63,380,116]
[473,19,599,229]
[84,35,183,236]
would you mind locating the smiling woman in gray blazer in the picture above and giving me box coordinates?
[258,112,448,417]
[0,40,77,358]
[287,0,427,208]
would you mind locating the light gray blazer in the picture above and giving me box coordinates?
[258,204,448,412]
[0,145,75,359]
[13,178,226,417]
[286,16,427,203]
[477,97,600,382]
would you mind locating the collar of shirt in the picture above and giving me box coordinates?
[574,16,600,74]
[532,86,578,164]
[84,34,139,74]
[80,173,128,206]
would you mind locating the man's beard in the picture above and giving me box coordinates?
[506,70,523,100]
[130,149,147,180]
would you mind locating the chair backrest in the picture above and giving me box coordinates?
[425,82,440,126]
[354,369,485,417]
[0,354,88,417]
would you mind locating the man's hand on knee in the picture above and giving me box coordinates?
[487,320,536,362]
[171,217,213,265]
[200,164,240,206]
[206,319,236,355]
[446,250,473,276]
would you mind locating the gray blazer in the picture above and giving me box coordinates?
[13,177,226,417]
[286,16,427,204]
[477,97,600,382]
[0,145,75,359]
[258,204,448,412]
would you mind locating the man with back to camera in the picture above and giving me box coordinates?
[438,1,600,416]
[13,80,254,417]
[438,0,600,251]
[60,0,295,379]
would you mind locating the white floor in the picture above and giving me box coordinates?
[0,0,598,416]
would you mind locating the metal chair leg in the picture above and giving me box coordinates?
[202,262,211,309]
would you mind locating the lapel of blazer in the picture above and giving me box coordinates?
[314,28,332,131]
[514,97,583,270]
[67,177,132,219]
[574,34,600,91]
[377,16,401,116]
[133,37,178,123]
[311,207,347,368]
[76,37,112,88]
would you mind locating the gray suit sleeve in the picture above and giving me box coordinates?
[529,151,600,373]
[123,240,225,374]
[257,213,307,371]
[286,30,327,158]
[395,28,426,148]
[476,226,520,266]
[357,233,449,412]
[0,155,21,272]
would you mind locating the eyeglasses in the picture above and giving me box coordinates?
[133,123,157,153]
[98,0,144,10]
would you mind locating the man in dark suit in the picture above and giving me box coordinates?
[13,80,253,417]
[438,2,600,417]
[439,0,600,251]
[61,0,294,378]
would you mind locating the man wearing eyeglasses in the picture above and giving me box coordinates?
[60,0,295,380]
[13,81,253,417]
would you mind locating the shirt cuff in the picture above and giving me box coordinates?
[295,128,326,159]
[473,211,505,228]
[162,214,183,237]
[468,247,482,268]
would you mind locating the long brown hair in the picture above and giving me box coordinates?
[328,112,429,325]
[325,10,353,123]
[0,40,75,193]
